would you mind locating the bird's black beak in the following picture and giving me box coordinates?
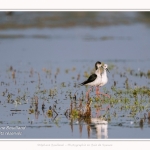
[106,68,110,73]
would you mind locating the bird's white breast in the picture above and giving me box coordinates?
[99,73,108,86]
[96,68,108,86]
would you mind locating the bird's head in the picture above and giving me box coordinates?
[95,61,102,70]
[103,64,110,73]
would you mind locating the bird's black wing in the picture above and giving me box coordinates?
[79,74,97,86]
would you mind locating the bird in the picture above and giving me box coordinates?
[79,62,110,98]
[95,64,110,98]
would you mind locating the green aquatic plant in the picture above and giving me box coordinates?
[84,71,89,78]
[65,69,69,74]
[93,96,100,102]
[70,109,79,119]
[107,63,116,71]
[7,93,12,103]
[47,110,53,118]
[28,109,34,114]
[147,70,150,78]
[61,82,66,87]
[49,88,57,97]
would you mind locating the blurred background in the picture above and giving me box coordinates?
[0,12,150,29]
[0,11,150,64]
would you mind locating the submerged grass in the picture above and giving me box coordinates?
[0,63,150,129]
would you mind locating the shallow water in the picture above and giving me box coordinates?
[0,12,150,139]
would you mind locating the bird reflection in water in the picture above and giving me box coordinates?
[90,118,108,139]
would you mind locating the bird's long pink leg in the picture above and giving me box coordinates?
[97,86,110,98]
[86,86,93,99]
[95,86,99,96]
[96,107,100,117]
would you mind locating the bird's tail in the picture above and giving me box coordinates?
[78,83,84,86]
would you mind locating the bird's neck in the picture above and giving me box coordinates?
[102,69,107,76]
